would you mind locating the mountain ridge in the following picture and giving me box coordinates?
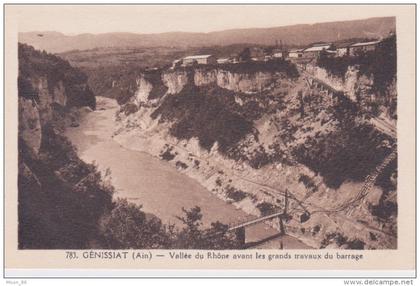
[19,16,395,53]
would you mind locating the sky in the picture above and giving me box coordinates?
[9,5,396,35]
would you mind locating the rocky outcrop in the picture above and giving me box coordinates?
[306,65,373,102]
[162,70,189,95]
[216,70,276,93]
[193,69,217,87]
[133,76,154,104]
[306,64,396,121]
[192,68,279,93]
[306,65,346,92]
[18,97,42,153]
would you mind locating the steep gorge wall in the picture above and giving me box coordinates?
[127,67,290,107]
[18,44,96,154]
[161,70,189,94]
[17,44,111,249]
[195,69,277,93]
[306,35,397,122]
[306,65,374,102]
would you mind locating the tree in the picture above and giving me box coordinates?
[174,207,240,249]
[99,204,239,249]
[99,199,172,249]
[239,47,251,62]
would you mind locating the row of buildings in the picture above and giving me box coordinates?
[171,39,382,68]
[287,40,381,59]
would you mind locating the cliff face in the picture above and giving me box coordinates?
[162,70,190,95]
[305,64,395,115]
[18,44,96,154]
[125,65,296,108]
[18,95,42,154]
[18,44,112,249]
[306,64,379,107]
[133,76,154,104]
[311,35,397,122]
[194,69,277,93]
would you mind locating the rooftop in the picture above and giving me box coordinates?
[183,55,213,60]
[336,42,354,49]
[304,45,330,52]
[311,42,332,47]
[351,40,381,47]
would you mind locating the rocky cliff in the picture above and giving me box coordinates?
[112,59,397,249]
[119,61,298,107]
[305,64,397,123]
[313,35,397,122]
[18,44,96,154]
[18,44,113,249]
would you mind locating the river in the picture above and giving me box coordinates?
[65,97,311,249]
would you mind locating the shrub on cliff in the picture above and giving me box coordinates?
[151,83,255,154]
[320,232,365,249]
[256,202,280,216]
[225,186,247,202]
[298,174,317,192]
[143,70,168,100]
[18,76,39,101]
[293,120,394,189]
[120,102,138,116]
[99,199,173,249]
[160,145,177,161]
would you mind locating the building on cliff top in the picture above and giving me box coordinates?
[288,48,304,58]
[182,55,217,66]
[335,42,354,57]
[303,44,331,58]
[217,58,230,64]
[273,52,284,58]
[348,40,381,56]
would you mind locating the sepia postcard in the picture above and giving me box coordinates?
[3,4,416,278]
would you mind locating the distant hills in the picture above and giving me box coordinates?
[19,17,395,53]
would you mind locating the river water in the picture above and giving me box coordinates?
[65,97,311,249]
